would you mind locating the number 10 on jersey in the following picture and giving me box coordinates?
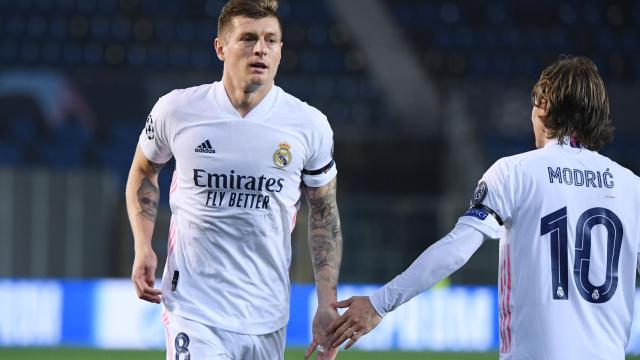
[540,207,623,304]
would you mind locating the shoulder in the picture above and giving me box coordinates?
[154,83,212,115]
[596,152,640,186]
[160,83,211,107]
[274,86,331,131]
[486,148,541,178]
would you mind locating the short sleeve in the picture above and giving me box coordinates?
[138,95,173,164]
[457,158,514,240]
[301,115,337,187]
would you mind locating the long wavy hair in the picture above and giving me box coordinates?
[531,55,614,151]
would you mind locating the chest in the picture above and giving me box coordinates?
[171,119,308,181]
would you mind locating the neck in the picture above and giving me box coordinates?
[222,75,273,117]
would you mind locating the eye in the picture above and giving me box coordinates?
[240,34,256,42]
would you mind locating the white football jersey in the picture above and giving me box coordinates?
[459,139,640,359]
[138,82,337,335]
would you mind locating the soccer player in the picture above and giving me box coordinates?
[125,1,342,359]
[327,56,640,359]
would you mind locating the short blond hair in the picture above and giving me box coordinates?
[217,0,282,39]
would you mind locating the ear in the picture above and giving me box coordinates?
[214,37,225,61]
[539,99,549,117]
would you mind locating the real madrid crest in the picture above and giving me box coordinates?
[273,142,292,168]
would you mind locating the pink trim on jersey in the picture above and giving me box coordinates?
[291,206,298,233]
[162,308,173,360]
[169,170,178,194]
[499,250,506,353]
[167,217,176,257]
[499,244,512,354]
[506,246,512,352]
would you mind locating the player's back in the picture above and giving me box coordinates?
[493,140,640,359]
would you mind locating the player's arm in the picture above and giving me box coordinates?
[305,177,342,306]
[125,145,166,304]
[328,223,487,349]
[303,177,342,359]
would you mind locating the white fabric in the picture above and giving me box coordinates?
[139,82,337,335]
[369,223,486,317]
[464,140,640,360]
[162,309,285,360]
[456,206,502,240]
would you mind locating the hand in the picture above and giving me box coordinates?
[131,247,162,304]
[328,296,382,349]
[304,305,340,359]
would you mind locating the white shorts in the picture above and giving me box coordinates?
[162,309,286,360]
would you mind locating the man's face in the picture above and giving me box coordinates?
[531,102,548,149]
[215,16,282,90]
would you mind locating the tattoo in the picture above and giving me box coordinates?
[137,177,160,222]
[304,178,342,282]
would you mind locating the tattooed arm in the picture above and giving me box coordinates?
[305,177,342,303]
[303,177,343,359]
[125,145,166,304]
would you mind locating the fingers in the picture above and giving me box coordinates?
[332,324,355,348]
[332,321,366,349]
[146,268,156,287]
[132,260,161,303]
[134,275,162,303]
[344,330,364,350]
[329,311,357,345]
[327,312,348,334]
[141,285,160,302]
[332,297,354,309]
[303,339,318,359]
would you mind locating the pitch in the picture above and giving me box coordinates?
[0,348,495,359]
[3,348,640,359]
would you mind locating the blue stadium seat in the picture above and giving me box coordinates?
[37,141,85,167]
[47,16,67,39]
[0,142,24,165]
[9,117,39,144]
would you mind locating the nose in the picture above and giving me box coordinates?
[254,40,267,56]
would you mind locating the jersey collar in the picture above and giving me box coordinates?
[545,136,587,152]
[210,81,279,121]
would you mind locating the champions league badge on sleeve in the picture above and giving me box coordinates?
[273,142,292,168]
[469,180,488,207]
[145,114,155,140]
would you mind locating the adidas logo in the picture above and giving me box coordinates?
[195,140,216,154]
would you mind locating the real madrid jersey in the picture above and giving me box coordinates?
[458,139,640,360]
[138,81,337,335]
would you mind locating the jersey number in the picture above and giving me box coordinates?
[175,332,191,360]
[540,207,623,303]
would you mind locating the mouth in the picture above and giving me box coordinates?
[249,62,268,70]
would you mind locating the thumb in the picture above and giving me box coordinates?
[333,297,353,308]
[146,266,156,287]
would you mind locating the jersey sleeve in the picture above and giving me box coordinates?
[138,94,174,164]
[301,115,337,187]
[369,223,486,317]
[456,158,515,240]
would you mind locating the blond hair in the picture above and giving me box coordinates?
[218,0,282,38]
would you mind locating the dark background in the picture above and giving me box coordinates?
[0,0,638,285]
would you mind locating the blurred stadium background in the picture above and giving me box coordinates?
[1,0,640,358]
